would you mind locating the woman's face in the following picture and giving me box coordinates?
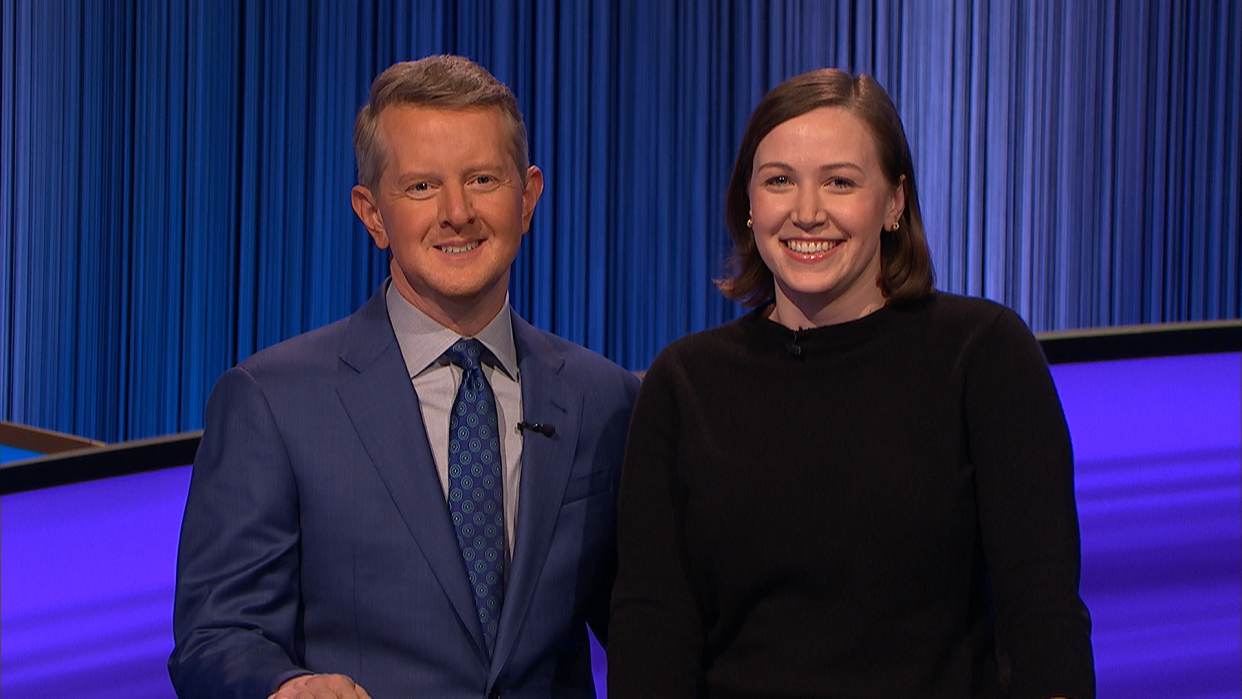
[748,106,904,327]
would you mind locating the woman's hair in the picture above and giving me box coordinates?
[717,68,935,307]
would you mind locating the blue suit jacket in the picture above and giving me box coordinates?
[169,287,640,698]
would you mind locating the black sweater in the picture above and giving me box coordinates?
[609,293,1093,699]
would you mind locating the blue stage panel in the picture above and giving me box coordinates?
[1,445,43,463]
[0,467,191,699]
[1055,353,1241,699]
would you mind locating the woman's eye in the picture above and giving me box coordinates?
[765,175,791,186]
[827,177,854,189]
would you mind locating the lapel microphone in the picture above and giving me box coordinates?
[786,329,803,357]
[517,421,556,437]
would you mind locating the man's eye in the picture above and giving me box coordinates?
[410,182,430,192]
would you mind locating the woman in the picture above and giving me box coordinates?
[608,69,1094,698]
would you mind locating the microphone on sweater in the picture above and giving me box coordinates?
[517,421,556,437]
[786,330,803,357]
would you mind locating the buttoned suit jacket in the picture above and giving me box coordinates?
[169,287,640,698]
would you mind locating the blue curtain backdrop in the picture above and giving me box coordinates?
[2,0,1239,442]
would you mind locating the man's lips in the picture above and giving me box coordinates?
[436,240,482,254]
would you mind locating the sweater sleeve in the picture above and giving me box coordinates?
[964,308,1095,698]
[608,351,704,698]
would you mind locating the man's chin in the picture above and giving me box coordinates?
[396,274,509,318]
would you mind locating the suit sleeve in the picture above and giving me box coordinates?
[584,370,644,648]
[168,366,309,698]
[965,309,1095,698]
[608,353,704,698]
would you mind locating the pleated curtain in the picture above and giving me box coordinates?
[2,0,1238,441]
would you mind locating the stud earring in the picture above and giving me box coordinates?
[890,221,900,232]
[746,217,753,228]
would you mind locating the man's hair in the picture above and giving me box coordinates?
[717,68,935,307]
[353,55,530,190]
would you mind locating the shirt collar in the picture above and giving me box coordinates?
[385,280,519,381]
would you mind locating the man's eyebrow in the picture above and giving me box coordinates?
[390,168,437,181]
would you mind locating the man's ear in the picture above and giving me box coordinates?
[520,166,544,232]
[351,185,389,249]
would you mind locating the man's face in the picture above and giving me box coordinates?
[352,105,542,329]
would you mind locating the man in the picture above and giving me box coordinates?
[169,55,639,699]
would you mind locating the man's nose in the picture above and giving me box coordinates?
[439,184,475,229]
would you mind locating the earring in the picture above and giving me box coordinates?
[746,217,753,228]
[890,221,900,232]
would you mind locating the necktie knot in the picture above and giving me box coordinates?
[445,338,485,372]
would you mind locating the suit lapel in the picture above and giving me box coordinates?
[490,316,583,673]
[333,289,486,657]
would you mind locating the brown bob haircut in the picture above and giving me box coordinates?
[717,68,935,307]
[353,55,530,190]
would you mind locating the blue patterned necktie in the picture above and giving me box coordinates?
[444,338,505,656]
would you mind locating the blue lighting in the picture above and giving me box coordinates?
[1057,353,1241,699]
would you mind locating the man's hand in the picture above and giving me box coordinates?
[268,673,373,699]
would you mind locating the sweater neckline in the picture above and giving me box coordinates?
[742,296,917,353]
